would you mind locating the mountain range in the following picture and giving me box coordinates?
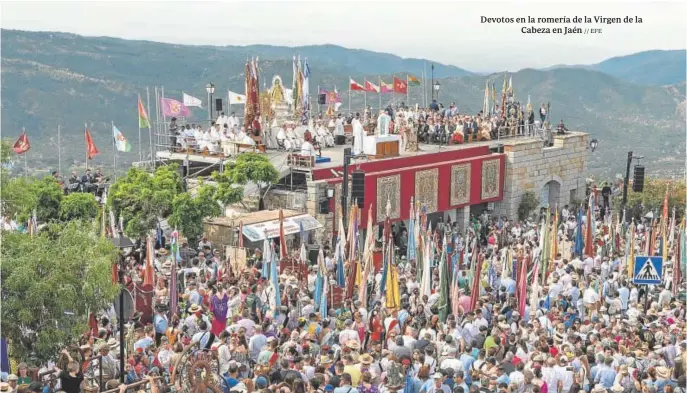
[1,29,684,178]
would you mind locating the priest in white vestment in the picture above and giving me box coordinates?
[286,126,301,149]
[208,125,221,153]
[377,110,391,136]
[316,122,334,147]
[216,112,229,128]
[237,128,255,145]
[194,126,206,151]
[352,113,365,155]
[276,126,292,150]
[227,113,239,130]
[334,115,345,136]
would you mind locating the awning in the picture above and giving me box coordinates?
[241,213,322,242]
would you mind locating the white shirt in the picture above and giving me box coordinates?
[300,141,316,157]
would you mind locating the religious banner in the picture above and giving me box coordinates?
[450,163,471,205]
[376,174,401,222]
[415,168,438,213]
[481,159,501,199]
[225,246,247,274]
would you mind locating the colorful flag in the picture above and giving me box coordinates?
[380,79,394,93]
[349,78,366,91]
[302,58,310,110]
[138,96,151,129]
[160,97,191,117]
[365,80,380,93]
[393,76,408,94]
[662,188,669,261]
[12,130,30,155]
[112,124,132,152]
[85,127,99,159]
[182,92,202,107]
[408,74,421,86]
[228,90,246,105]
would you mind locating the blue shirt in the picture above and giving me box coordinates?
[496,375,511,385]
[334,386,359,393]
[222,376,239,393]
[154,314,168,334]
[460,354,475,384]
[595,366,617,388]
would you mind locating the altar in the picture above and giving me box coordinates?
[363,135,400,159]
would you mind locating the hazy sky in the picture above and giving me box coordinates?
[1,0,685,72]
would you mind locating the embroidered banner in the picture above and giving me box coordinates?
[451,163,471,205]
[415,168,439,213]
[481,159,501,199]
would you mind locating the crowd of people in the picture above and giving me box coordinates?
[2,188,685,393]
[161,96,567,159]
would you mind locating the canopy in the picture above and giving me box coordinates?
[242,213,322,242]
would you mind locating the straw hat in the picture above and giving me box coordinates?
[591,385,607,393]
[188,304,202,313]
[656,366,671,379]
[345,340,361,350]
[157,248,169,256]
[611,385,624,393]
[359,353,373,365]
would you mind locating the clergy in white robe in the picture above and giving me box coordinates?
[377,111,391,136]
[316,125,334,147]
[276,127,292,150]
[352,115,365,155]
[227,113,239,130]
[216,112,229,128]
[334,116,345,136]
[208,125,221,153]
[286,127,301,149]
[237,129,255,145]
[300,140,316,157]
[194,127,206,151]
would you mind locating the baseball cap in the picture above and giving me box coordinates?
[255,376,268,389]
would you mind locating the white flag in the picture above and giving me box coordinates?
[183,92,202,107]
[228,91,246,105]
[284,88,294,105]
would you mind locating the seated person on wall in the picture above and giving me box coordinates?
[300,132,317,158]
[285,123,302,149]
[556,119,569,135]
[276,124,292,150]
[417,118,429,142]
[237,127,256,146]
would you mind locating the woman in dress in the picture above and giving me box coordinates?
[209,287,229,336]
[358,372,380,393]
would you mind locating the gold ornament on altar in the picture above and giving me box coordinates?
[270,76,286,106]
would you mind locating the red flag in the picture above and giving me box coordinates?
[143,236,155,286]
[365,80,380,93]
[85,128,99,159]
[393,77,408,94]
[279,210,288,258]
[112,262,119,285]
[673,225,681,296]
[12,131,30,155]
[349,78,366,91]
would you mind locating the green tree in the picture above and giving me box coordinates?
[211,152,279,205]
[60,193,99,222]
[617,177,685,219]
[518,191,539,221]
[1,221,119,362]
[1,176,62,223]
[108,165,183,239]
[32,177,64,222]
[168,183,222,245]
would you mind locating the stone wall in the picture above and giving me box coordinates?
[493,132,589,220]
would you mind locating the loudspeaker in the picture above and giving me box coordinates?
[215,98,223,112]
[633,165,645,192]
[318,94,327,105]
[351,170,365,208]
[335,135,346,145]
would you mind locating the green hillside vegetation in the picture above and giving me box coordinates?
[1,29,684,178]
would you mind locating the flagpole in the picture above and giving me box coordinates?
[57,125,62,177]
[137,93,143,162]
[348,76,351,113]
[154,86,160,156]
[406,74,409,106]
[84,123,88,171]
[111,121,117,178]
[23,127,27,176]
[378,76,382,111]
[423,61,427,108]
[147,86,154,167]
[161,86,167,150]
[364,79,367,110]
[228,89,231,118]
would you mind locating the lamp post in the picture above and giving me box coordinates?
[430,64,435,102]
[434,81,441,103]
[206,83,216,123]
[111,233,134,383]
[590,139,599,152]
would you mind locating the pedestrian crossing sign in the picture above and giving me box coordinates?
[633,256,663,285]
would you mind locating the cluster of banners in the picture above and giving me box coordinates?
[349,75,420,94]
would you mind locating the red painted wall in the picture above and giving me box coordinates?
[326,151,505,227]
[312,146,492,181]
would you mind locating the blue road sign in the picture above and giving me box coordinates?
[633,256,663,285]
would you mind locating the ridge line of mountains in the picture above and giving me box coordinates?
[1,29,685,178]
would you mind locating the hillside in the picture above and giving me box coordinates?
[1,29,684,178]
[542,50,686,86]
